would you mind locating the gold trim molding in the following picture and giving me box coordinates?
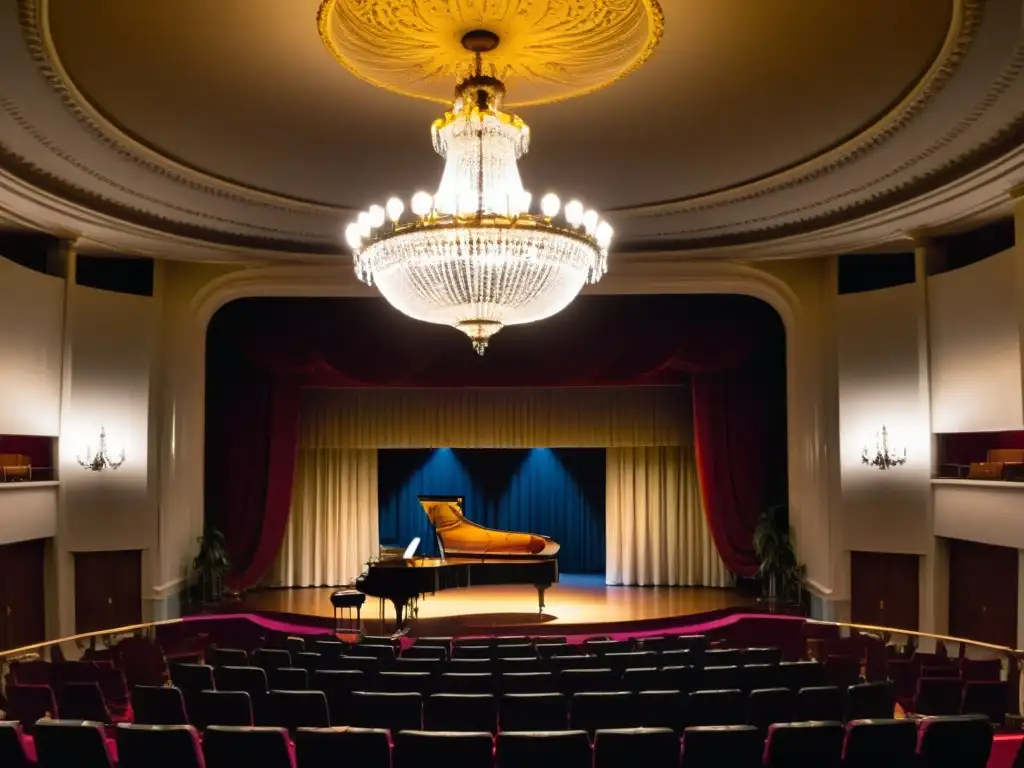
[316,0,664,107]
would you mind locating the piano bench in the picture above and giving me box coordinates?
[330,590,366,631]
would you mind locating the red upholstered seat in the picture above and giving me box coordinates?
[0,721,34,767]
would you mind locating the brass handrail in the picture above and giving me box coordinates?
[0,618,183,658]
[807,618,1019,655]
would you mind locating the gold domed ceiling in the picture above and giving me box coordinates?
[0,0,1022,260]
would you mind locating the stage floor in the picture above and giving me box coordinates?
[239,575,757,635]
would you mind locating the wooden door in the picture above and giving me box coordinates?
[949,538,1018,647]
[0,538,47,650]
[74,550,142,634]
[850,551,920,631]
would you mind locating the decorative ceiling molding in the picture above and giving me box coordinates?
[0,0,1022,260]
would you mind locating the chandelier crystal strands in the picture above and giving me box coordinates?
[343,30,612,355]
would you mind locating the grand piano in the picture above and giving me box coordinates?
[355,495,560,629]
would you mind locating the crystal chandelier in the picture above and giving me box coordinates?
[861,426,907,471]
[343,31,612,355]
[77,427,126,472]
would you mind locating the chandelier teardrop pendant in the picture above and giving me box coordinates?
[342,31,612,354]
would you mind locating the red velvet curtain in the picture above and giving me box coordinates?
[205,295,786,589]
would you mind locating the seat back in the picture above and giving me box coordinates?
[674,635,708,654]
[60,682,112,723]
[0,721,32,768]
[764,721,844,768]
[686,689,745,727]
[34,720,116,768]
[285,637,305,656]
[170,663,216,694]
[961,681,1008,724]
[268,667,308,691]
[395,658,442,675]
[636,690,685,734]
[700,665,741,691]
[251,649,292,672]
[846,682,895,721]
[294,726,390,768]
[499,693,568,731]
[622,667,663,692]
[795,685,843,721]
[116,724,204,768]
[394,730,494,768]
[842,719,918,768]
[536,642,574,659]
[501,672,554,694]
[497,643,537,659]
[209,648,248,667]
[312,641,347,659]
[746,687,794,734]
[584,640,631,656]
[704,649,742,667]
[267,690,330,732]
[743,647,783,666]
[570,691,635,735]
[550,655,598,672]
[780,661,825,690]
[915,677,964,716]
[375,671,432,695]
[196,690,253,729]
[594,727,679,768]
[916,714,994,768]
[348,691,422,732]
[6,684,58,732]
[681,724,761,768]
[453,645,492,660]
[202,726,295,768]
[441,672,494,694]
[337,655,381,674]
[131,685,189,726]
[425,693,497,733]
[213,666,268,696]
[559,668,617,694]
[604,652,657,672]
[311,670,365,723]
[497,730,592,768]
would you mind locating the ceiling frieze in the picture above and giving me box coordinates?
[0,0,1021,259]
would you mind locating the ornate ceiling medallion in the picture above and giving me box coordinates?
[317,0,664,107]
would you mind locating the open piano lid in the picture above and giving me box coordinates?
[417,495,560,559]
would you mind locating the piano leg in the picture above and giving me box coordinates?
[536,585,547,614]
[391,599,406,630]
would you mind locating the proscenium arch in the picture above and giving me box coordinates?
[180,258,833,596]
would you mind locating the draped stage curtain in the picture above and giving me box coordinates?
[606,447,730,587]
[378,448,606,574]
[268,449,379,587]
[205,295,786,589]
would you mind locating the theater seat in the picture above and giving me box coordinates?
[441,672,494,694]
[841,719,918,768]
[267,690,331,733]
[208,648,248,668]
[202,726,295,768]
[501,672,554,694]
[845,682,895,721]
[116,724,205,768]
[311,670,364,723]
[795,686,843,722]
[425,693,498,733]
[499,693,569,731]
[196,690,253,729]
[59,682,116,724]
[700,665,741,691]
[131,685,189,726]
[374,671,432,695]
[252,649,292,672]
[961,681,1008,724]
[394,730,494,768]
[570,691,635,735]
[5,684,58,733]
[497,730,593,768]
[743,647,783,666]
[594,727,679,768]
[746,687,794,735]
[0,721,34,768]
[348,691,422,732]
[559,668,617,694]
[622,667,663,692]
[916,714,993,768]
[295,726,390,768]
[268,667,308,691]
[681,724,761,768]
[914,678,963,716]
[763,721,844,768]
[34,720,117,768]
[686,689,745,727]
[636,690,685,733]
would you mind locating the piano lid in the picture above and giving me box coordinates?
[418,495,560,558]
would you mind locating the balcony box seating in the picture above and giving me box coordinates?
[394,730,494,768]
[0,721,35,767]
[0,453,31,481]
[841,719,918,768]
[594,727,680,768]
[915,715,993,768]
[496,730,593,768]
[294,727,391,768]
[763,721,844,768]
[499,693,569,731]
[202,726,295,768]
[34,720,117,768]
[116,724,204,768]
[196,690,253,729]
[570,691,636,734]
[681,724,761,768]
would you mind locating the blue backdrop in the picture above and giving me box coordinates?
[377,448,606,574]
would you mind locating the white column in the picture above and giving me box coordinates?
[54,241,77,636]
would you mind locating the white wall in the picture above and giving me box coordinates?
[0,484,57,545]
[934,480,1024,549]
[837,283,931,554]
[928,248,1023,432]
[0,257,64,436]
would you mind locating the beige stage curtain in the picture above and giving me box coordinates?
[268,448,379,587]
[605,446,730,587]
[299,386,691,448]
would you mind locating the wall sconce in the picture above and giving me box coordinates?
[77,427,126,472]
[861,425,907,470]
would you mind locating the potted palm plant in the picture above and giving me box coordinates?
[753,504,804,611]
[193,528,231,605]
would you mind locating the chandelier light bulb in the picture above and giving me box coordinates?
[596,221,614,250]
[344,223,363,250]
[386,197,404,222]
[357,211,372,237]
[540,193,561,218]
[583,209,599,235]
[564,200,584,228]
[411,191,433,218]
[513,191,532,216]
[368,204,386,229]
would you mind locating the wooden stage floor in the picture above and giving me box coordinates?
[239,575,757,636]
